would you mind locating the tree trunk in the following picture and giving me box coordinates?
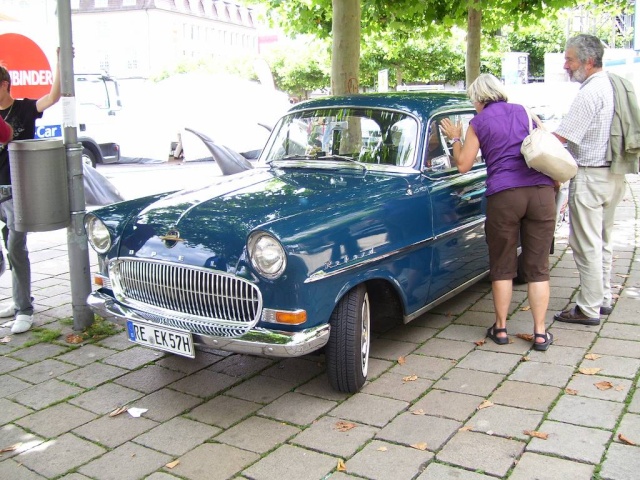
[331,0,361,95]
[466,2,482,87]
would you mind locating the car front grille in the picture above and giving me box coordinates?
[108,258,262,337]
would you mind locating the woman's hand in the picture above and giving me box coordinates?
[439,118,462,141]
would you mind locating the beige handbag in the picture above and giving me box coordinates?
[521,108,578,183]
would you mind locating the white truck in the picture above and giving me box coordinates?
[0,21,122,167]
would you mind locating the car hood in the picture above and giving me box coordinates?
[116,166,418,273]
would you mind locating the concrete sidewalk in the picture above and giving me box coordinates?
[1,176,639,480]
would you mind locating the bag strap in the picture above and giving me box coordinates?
[523,106,545,132]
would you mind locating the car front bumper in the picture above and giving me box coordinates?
[87,290,331,357]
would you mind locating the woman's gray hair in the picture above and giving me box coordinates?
[566,34,604,68]
[467,73,508,104]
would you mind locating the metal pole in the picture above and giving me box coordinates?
[57,0,94,330]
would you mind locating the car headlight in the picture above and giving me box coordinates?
[84,214,112,254]
[247,232,287,279]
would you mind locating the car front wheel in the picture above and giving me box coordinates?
[82,147,97,168]
[326,285,370,393]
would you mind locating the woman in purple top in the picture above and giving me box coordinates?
[441,74,556,351]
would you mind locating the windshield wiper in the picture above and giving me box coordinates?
[317,154,369,171]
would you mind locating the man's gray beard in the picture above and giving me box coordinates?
[570,65,588,83]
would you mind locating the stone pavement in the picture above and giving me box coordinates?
[1,176,639,480]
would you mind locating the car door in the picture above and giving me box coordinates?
[422,111,489,302]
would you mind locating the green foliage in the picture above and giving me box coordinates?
[23,327,62,347]
[83,316,122,340]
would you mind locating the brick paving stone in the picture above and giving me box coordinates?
[168,369,238,398]
[186,394,261,429]
[415,337,475,359]
[477,335,533,355]
[0,374,31,398]
[0,459,47,480]
[7,342,68,363]
[58,362,128,388]
[344,440,433,480]
[9,378,83,410]
[0,424,44,460]
[0,397,32,424]
[548,327,597,348]
[216,415,299,454]
[206,353,273,377]
[417,463,494,480]
[378,325,438,343]
[590,337,640,359]
[242,444,335,480]
[366,357,395,379]
[0,355,26,374]
[326,473,362,480]
[145,473,180,480]
[628,388,640,413]
[261,357,325,385]
[102,345,165,369]
[73,412,158,448]
[456,350,522,374]
[97,332,138,351]
[508,361,575,388]
[600,321,640,341]
[437,324,488,343]
[412,389,483,421]
[614,413,640,444]
[16,402,97,438]
[600,442,640,480]
[509,452,594,480]
[565,374,633,402]
[132,389,202,422]
[577,354,640,379]
[78,441,172,480]
[157,350,224,374]
[526,344,587,366]
[291,415,378,458]
[369,338,418,361]
[432,367,504,397]
[466,404,544,440]
[294,374,351,402]
[329,392,408,427]
[454,310,495,327]
[134,416,219,456]
[527,420,611,464]
[376,412,461,451]
[169,443,259,480]
[410,312,455,330]
[488,380,561,411]
[69,383,144,415]
[436,430,525,477]
[548,395,625,429]
[225,374,296,404]
[114,365,184,393]
[56,344,117,366]
[388,353,454,380]
[257,391,336,425]
[361,372,432,402]
[17,432,106,478]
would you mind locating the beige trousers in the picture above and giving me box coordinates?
[568,167,626,318]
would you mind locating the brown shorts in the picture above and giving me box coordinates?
[485,185,556,282]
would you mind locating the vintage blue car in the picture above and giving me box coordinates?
[84,92,489,393]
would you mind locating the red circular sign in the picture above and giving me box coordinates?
[0,32,52,99]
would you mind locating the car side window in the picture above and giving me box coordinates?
[424,112,482,172]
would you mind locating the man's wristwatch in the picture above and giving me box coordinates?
[452,137,461,144]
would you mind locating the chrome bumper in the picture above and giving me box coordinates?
[87,291,330,357]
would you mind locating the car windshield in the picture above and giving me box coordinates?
[260,107,419,167]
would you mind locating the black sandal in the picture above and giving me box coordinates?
[487,323,508,345]
[533,332,553,351]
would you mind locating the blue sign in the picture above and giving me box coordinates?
[35,124,62,139]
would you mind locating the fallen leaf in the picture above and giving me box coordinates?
[578,367,602,375]
[0,443,21,453]
[615,385,625,391]
[612,293,620,299]
[0,336,11,344]
[377,446,388,451]
[108,406,128,417]
[474,339,486,346]
[165,460,180,469]
[508,338,514,344]
[521,305,531,311]
[584,354,602,360]
[337,459,347,472]
[594,381,613,390]
[618,434,636,446]
[459,425,473,432]
[65,334,84,344]
[477,400,494,410]
[410,442,428,451]
[402,374,418,382]
[564,388,578,395]
[524,430,549,440]
[411,409,425,415]
[521,356,530,362]
[334,421,356,432]
[397,356,406,365]
[516,333,534,341]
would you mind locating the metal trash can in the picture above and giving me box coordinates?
[8,139,70,232]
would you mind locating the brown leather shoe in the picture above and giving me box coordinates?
[554,305,600,326]
[600,305,613,315]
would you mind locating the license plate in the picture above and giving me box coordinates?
[126,320,195,358]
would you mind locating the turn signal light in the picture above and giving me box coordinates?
[275,310,307,325]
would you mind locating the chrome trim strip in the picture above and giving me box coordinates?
[404,270,489,323]
[432,217,485,241]
[88,291,330,357]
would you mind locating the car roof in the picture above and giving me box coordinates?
[288,91,474,124]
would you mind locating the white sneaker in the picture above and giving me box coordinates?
[0,302,15,318]
[11,314,32,334]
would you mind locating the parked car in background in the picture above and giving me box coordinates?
[84,92,490,393]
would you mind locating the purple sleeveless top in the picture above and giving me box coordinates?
[470,101,554,196]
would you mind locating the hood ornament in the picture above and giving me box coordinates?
[159,229,184,248]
